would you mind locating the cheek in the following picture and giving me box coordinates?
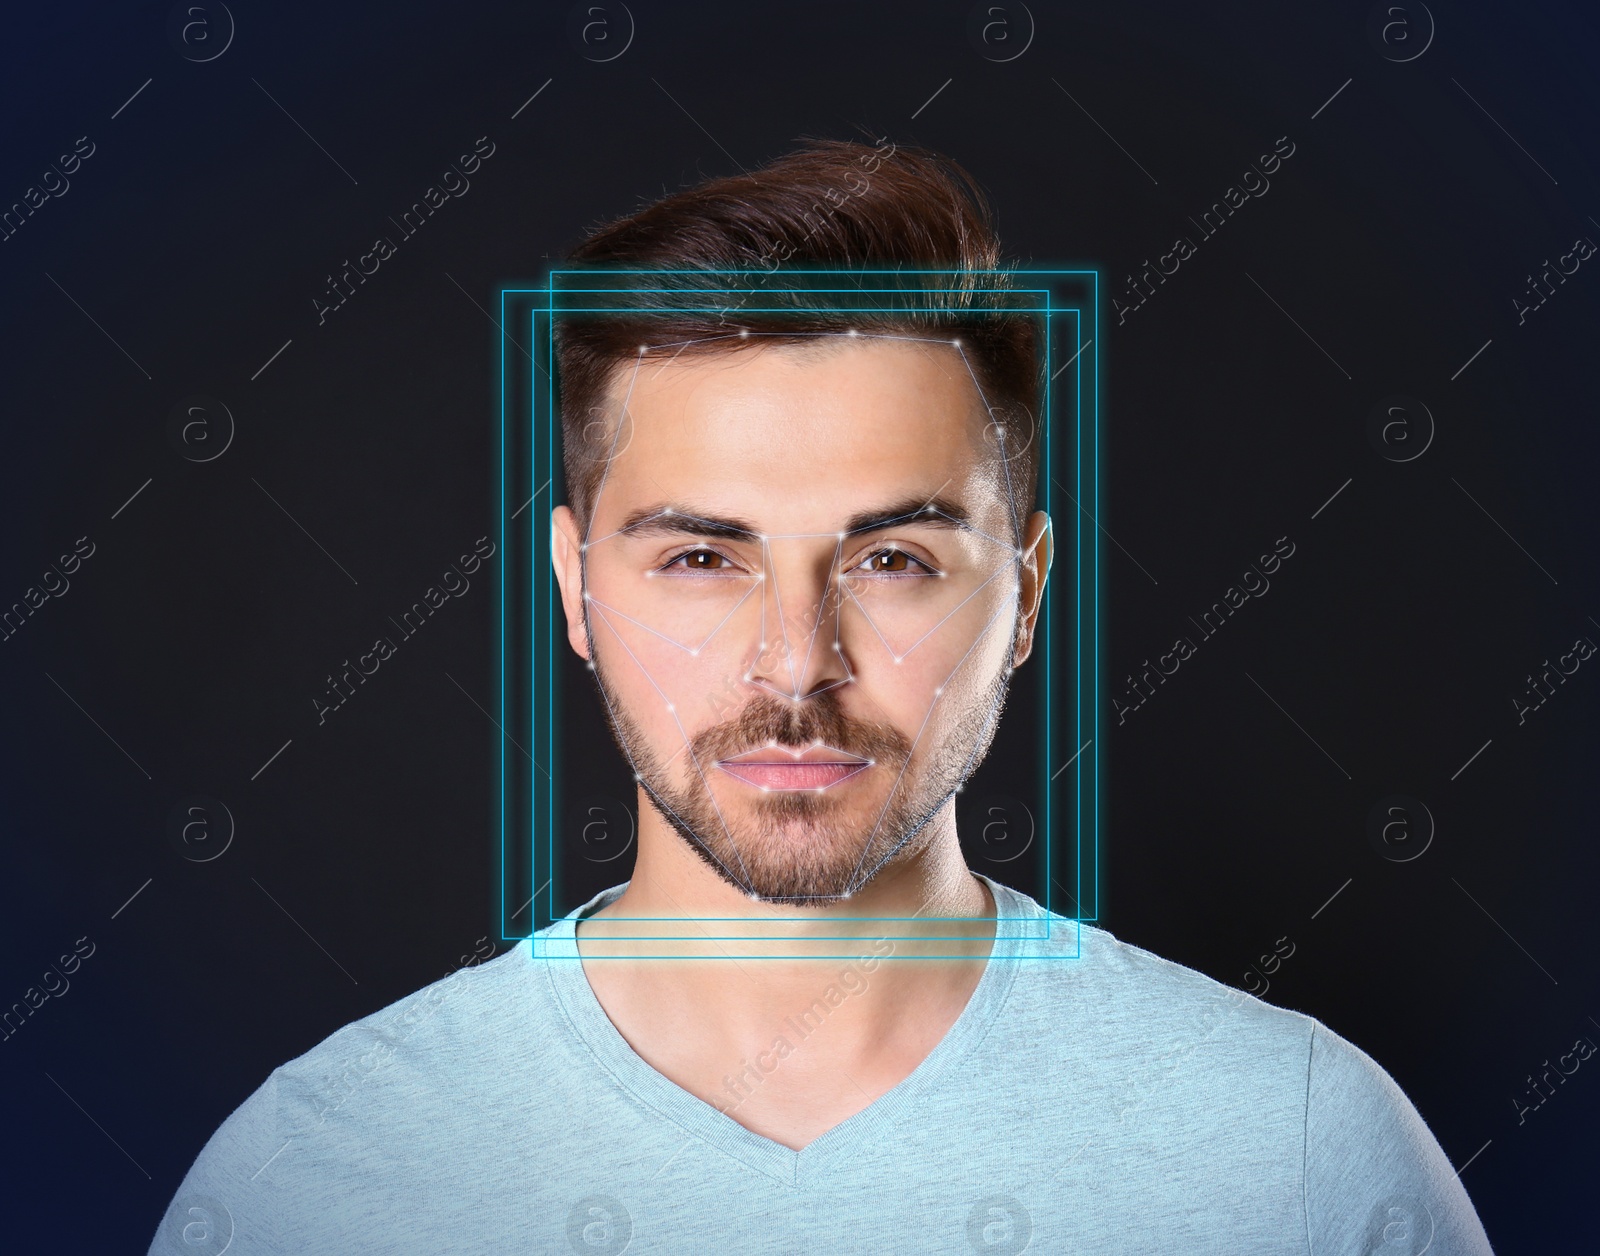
[842,574,1016,694]
[588,561,764,666]
[857,653,947,734]
[843,614,971,728]
[593,629,743,745]
[860,606,1011,751]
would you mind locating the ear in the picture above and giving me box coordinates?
[550,505,590,660]
[1011,511,1053,668]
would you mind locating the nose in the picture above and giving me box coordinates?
[744,535,852,702]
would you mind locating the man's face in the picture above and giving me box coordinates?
[552,336,1048,905]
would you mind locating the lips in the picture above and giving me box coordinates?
[716,745,871,792]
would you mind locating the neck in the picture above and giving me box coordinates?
[573,797,998,1084]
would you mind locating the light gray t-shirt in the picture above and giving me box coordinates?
[149,876,1493,1254]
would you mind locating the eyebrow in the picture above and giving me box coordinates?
[841,496,972,537]
[615,495,973,542]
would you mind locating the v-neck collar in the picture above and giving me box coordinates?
[537,874,1034,1186]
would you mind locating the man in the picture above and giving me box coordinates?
[150,140,1493,1253]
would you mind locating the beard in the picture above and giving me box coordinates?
[587,648,1013,905]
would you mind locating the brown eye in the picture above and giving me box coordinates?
[851,547,936,577]
[679,549,726,570]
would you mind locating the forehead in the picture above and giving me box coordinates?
[589,338,1002,534]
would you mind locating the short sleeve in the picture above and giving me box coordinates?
[1303,1022,1494,1254]
[146,1069,287,1256]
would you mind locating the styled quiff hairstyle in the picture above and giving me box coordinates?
[554,138,1043,532]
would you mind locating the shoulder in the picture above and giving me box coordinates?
[1011,908,1320,1064]
[1027,919,1494,1252]
[994,907,1493,1249]
[1302,1019,1495,1253]
[986,878,1311,1042]
[987,905,1322,1173]
[147,941,557,1254]
[268,939,549,1114]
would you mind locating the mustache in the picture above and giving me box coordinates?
[691,689,911,765]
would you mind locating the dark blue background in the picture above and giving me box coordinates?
[1,2,1595,1248]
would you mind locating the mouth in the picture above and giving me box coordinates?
[715,743,872,792]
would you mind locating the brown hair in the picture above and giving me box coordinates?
[554,138,1042,532]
